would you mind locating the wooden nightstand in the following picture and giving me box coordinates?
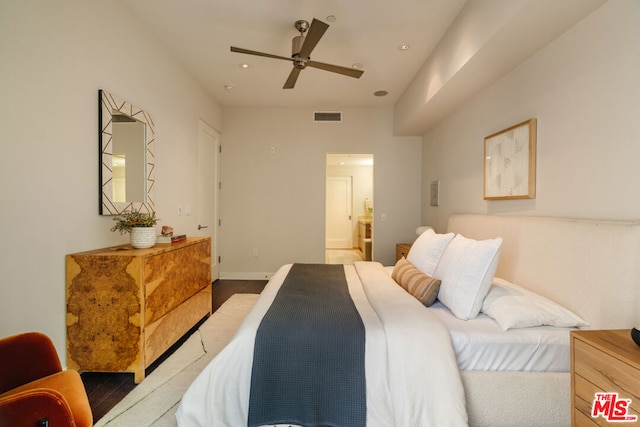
[395,243,412,261]
[571,329,640,426]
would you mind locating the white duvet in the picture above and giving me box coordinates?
[176,262,468,426]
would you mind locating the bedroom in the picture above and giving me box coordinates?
[1,0,639,425]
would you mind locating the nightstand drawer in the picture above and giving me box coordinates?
[574,339,640,413]
[573,409,599,427]
[573,374,606,425]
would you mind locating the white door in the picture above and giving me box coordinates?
[197,119,220,280]
[326,176,353,249]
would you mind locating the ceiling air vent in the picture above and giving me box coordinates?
[314,111,342,123]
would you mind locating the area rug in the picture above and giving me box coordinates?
[95,293,259,427]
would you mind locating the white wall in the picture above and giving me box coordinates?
[0,0,221,360]
[421,0,640,231]
[220,106,422,277]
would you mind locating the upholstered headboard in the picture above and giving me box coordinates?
[447,214,640,330]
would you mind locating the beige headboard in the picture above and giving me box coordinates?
[447,214,640,330]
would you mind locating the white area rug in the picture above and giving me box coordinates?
[95,293,259,427]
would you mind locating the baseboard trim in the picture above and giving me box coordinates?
[219,272,274,280]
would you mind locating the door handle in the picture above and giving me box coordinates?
[198,224,208,230]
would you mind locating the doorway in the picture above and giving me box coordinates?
[326,154,374,263]
[197,119,220,280]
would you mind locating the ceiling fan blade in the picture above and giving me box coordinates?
[283,67,301,89]
[230,46,293,62]
[298,18,329,58]
[307,60,364,78]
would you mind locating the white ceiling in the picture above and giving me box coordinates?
[119,0,467,108]
[119,0,606,130]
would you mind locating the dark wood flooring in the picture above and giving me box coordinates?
[81,279,266,423]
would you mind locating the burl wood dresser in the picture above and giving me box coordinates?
[66,237,211,383]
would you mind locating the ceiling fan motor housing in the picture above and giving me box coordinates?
[293,56,307,69]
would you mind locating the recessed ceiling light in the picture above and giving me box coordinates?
[326,15,336,22]
[374,90,388,97]
[352,63,363,70]
[224,85,234,91]
[240,63,249,69]
[398,44,410,51]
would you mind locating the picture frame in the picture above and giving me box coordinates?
[484,118,537,200]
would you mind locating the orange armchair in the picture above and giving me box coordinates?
[0,332,93,427]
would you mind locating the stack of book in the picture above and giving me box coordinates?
[156,234,187,244]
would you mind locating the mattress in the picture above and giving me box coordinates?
[428,301,572,372]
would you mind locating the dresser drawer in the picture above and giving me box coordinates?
[144,239,211,325]
[145,286,212,365]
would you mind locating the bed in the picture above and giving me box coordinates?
[177,214,640,426]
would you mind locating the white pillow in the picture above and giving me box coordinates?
[434,234,502,320]
[482,277,589,330]
[406,229,455,276]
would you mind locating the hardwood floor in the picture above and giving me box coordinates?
[81,279,266,423]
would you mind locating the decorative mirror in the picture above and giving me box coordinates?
[99,90,155,215]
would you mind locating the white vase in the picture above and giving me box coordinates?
[130,227,156,249]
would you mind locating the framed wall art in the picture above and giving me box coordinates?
[484,118,537,200]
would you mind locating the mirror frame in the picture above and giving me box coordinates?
[99,90,155,215]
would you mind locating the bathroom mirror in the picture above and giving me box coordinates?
[99,90,155,215]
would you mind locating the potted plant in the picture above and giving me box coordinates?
[111,210,158,248]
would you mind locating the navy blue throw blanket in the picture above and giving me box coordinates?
[248,263,366,427]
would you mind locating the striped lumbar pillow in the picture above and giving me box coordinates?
[392,257,441,306]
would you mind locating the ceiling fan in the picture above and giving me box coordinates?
[230,18,364,89]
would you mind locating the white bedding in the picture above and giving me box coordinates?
[428,302,572,372]
[382,265,573,373]
[177,262,468,427]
